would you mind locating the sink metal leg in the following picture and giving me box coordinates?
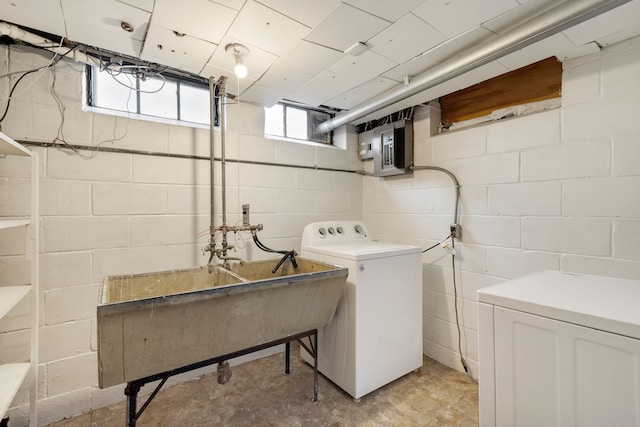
[125,382,140,427]
[285,341,290,374]
[313,331,318,402]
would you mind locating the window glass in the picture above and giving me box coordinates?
[180,83,210,125]
[93,69,137,112]
[285,106,307,139]
[139,78,178,119]
[87,65,211,126]
[264,103,331,144]
[264,103,284,137]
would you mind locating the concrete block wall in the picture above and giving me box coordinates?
[363,35,640,378]
[0,45,362,425]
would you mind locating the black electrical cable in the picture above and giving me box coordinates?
[0,46,78,123]
[251,233,298,273]
[451,235,469,374]
[422,233,453,253]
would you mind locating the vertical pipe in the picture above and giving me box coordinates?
[208,77,216,241]
[220,83,227,231]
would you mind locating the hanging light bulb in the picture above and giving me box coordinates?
[234,57,248,78]
[225,43,250,79]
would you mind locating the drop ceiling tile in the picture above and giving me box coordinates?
[151,0,237,44]
[482,0,558,34]
[413,0,519,38]
[328,50,397,84]
[596,25,640,48]
[256,0,340,27]
[562,0,640,47]
[447,61,510,90]
[423,26,494,63]
[116,0,155,12]
[275,40,343,75]
[0,0,66,37]
[61,0,150,56]
[324,76,398,110]
[141,25,217,74]
[213,0,247,10]
[383,54,440,82]
[401,80,461,105]
[203,36,278,81]
[287,70,360,107]
[495,33,566,70]
[343,0,426,21]
[240,83,290,106]
[555,41,600,61]
[303,3,390,52]
[352,103,413,125]
[368,13,446,64]
[257,66,314,92]
[226,0,310,55]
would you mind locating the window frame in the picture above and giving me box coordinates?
[83,64,218,128]
[264,102,333,145]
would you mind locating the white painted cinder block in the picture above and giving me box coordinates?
[613,219,640,261]
[41,180,92,216]
[92,114,170,153]
[562,94,640,140]
[130,215,208,246]
[0,226,27,256]
[238,163,295,189]
[36,387,93,426]
[523,217,611,256]
[488,181,562,216]
[521,139,611,181]
[167,185,210,215]
[92,183,167,215]
[46,352,98,396]
[91,246,168,282]
[0,178,30,216]
[0,152,32,178]
[601,41,640,98]
[487,109,561,153]
[274,139,315,167]
[40,320,92,362]
[433,126,486,161]
[460,215,521,248]
[612,132,640,176]
[43,216,130,252]
[133,156,209,185]
[561,254,640,281]
[564,176,640,217]
[487,247,560,279]
[457,153,519,185]
[40,252,92,290]
[44,284,99,325]
[168,124,209,157]
[561,59,601,106]
[47,149,132,182]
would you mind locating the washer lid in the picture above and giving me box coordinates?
[478,270,640,340]
[302,241,421,261]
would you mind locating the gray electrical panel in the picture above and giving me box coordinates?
[372,119,413,177]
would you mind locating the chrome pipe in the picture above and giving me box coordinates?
[315,0,631,133]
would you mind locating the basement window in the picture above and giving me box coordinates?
[264,103,332,144]
[84,65,216,127]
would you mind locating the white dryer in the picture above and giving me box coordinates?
[300,220,423,400]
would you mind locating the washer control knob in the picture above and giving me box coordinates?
[318,227,327,236]
[336,226,344,234]
[354,224,364,234]
[359,264,365,271]
[328,227,335,235]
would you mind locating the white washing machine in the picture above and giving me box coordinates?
[300,220,423,400]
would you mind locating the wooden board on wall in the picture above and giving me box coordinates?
[440,57,562,124]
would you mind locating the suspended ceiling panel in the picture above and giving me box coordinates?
[367,14,446,64]
[562,0,640,46]
[0,0,65,37]
[141,26,217,74]
[255,0,340,27]
[150,0,237,44]
[274,41,343,75]
[303,3,388,52]
[413,0,520,38]
[60,0,150,57]
[116,0,155,12]
[227,0,309,56]
[0,0,639,125]
[343,0,427,21]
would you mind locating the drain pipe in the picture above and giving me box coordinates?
[315,0,631,133]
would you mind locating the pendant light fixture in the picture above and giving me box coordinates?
[225,43,250,79]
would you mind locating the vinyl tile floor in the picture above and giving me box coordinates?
[46,346,478,426]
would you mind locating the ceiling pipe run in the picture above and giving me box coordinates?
[315,0,632,134]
